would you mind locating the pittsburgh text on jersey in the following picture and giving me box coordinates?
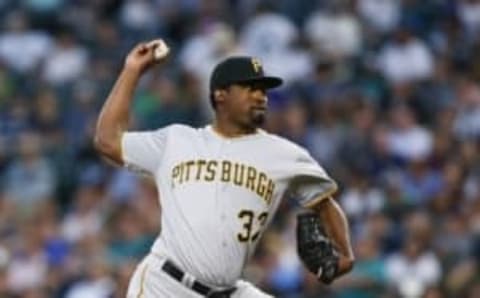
[171,160,275,205]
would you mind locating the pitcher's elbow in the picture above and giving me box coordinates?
[93,133,108,154]
[94,133,123,165]
[93,131,116,156]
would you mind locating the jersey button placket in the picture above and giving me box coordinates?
[222,141,234,251]
[216,139,228,268]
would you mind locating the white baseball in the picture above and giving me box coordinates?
[148,39,169,61]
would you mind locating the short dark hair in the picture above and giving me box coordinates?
[209,91,216,110]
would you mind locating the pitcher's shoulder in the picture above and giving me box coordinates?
[162,124,199,136]
[259,131,307,155]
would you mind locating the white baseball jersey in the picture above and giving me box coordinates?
[121,124,337,287]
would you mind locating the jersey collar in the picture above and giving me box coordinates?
[205,125,265,141]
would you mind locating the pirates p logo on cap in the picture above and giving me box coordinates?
[251,58,262,73]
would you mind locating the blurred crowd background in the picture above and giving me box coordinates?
[0,0,479,297]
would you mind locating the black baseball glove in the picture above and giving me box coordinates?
[297,212,339,284]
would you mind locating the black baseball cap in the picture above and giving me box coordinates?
[210,56,283,92]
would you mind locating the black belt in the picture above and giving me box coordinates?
[161,260,236,298]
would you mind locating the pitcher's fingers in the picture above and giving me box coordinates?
[146,39,164,49]
[135,42,150,54]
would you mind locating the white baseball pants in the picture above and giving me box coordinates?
[127,253,274,298]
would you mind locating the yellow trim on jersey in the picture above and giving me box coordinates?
[137,263,149,298]
[303,186,338,209]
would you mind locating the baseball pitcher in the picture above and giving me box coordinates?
[95,39,354,298]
